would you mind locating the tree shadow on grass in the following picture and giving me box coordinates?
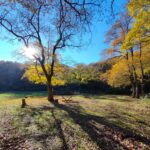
[51,108,69,150]
[83,94,136,102]
[17,103,150,150]
[17,106,68,150]
[53,103,150,150]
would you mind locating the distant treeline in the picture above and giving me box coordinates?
[0,60,149,94]
[0,61,46,91]
[0,60,127,94]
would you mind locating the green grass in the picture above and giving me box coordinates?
[0,91,47,100]
[0,93,150,150]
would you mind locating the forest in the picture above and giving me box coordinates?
[0,0,150,150]
[0,59,133,94]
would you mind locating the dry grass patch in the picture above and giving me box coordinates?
[0,93,150,150]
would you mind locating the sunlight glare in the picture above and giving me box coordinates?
[23,47,36,59]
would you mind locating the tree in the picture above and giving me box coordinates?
[23,63,65,86]
[102,58,130,88]
[103,7,150,98]
[64,64,101,84]
[122,0,150,50]
[63,62,112,94]
[101,49,150,94]
[0,0,110,102]
[121,0,150,97]
[104,13,141,97]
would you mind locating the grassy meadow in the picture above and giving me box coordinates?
[0,92,150,150]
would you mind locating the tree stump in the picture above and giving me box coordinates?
[55,99,59,103]
[21,98,27,108]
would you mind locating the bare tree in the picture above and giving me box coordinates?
[0,0,115,102]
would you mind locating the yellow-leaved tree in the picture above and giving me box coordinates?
[103,13,141,97]
[104,58,130,88]
[122,0,150,50]
[23,63,65,87]
[101,49,150,92]
[121,0,150,97]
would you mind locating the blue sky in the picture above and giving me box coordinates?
[0,0,126,65]
[0,21,110,65]
[61,21,110,65]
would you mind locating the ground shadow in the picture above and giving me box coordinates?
[82,94,137,102]
[53,103,150,150]
[17,103,150,150]
[18,106,68,150]
[51,108,69,150]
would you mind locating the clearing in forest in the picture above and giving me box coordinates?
[0,93,150,150]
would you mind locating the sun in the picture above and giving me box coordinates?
[23,47,36,59]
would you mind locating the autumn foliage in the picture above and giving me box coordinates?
[103,0,150,98]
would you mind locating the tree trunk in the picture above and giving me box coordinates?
[139,43,145,97]
[47,81,54,102]
[135,84,140,99]
[131,83,136,98]
[39,60,55,102]
[21,98,27,108]
[130,48,139,98]
[125,52,137,98]
[140,83,144,98]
